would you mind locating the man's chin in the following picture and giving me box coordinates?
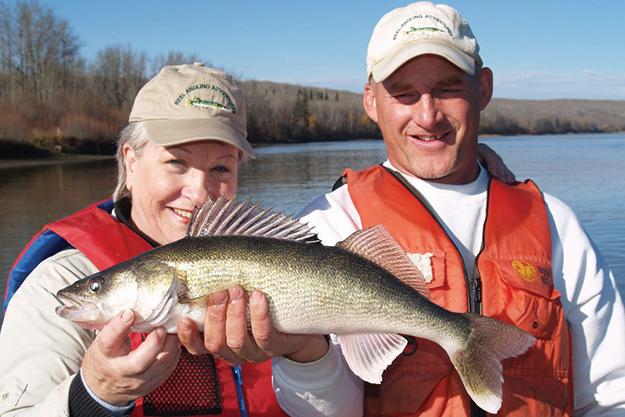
[403,163,453,181]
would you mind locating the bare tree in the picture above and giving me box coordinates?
[3,0,81,101]
[150,50,208,76]
[0,0,13,102]
[91,45,147,110]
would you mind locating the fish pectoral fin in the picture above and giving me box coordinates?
[177,293,210,306]
[337,225,430,298]
[174,270,207,305]
[337,333,407,384]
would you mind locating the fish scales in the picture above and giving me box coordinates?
[137,235,469,344]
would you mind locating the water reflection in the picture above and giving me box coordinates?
[238,140,386,212]
[1,134,624,326]
[0,160,117,294]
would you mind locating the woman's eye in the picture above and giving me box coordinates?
[167,159,185,167]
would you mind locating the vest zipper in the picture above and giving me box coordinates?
[382,166,484,313]
[468,266,483,315]
[468,267,486,417]
[381,166,488,417]
[468,192,489,417]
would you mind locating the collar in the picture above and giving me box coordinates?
[113,197,159,248]
[382,160,489,198]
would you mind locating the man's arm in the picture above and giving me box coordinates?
[546,194,625,416]
[272,338,363,417]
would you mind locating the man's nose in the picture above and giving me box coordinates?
[413,94,440,130]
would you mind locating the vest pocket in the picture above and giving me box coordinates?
[491,260,561,339]
[364,340,450,415]
[500,373,570,416]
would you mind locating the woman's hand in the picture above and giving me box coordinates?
[81,310,181,406]
[477,143,516,183]
[178,286,329,365]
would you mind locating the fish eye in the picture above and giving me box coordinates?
[88,276,104,293]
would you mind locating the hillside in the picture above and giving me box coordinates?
[3,79,625,158]
[482,98,625,135]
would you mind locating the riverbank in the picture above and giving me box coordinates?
[0,154,114,171]
[0,136,384,163]
[2,129,624,170]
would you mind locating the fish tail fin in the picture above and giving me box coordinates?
[449,315,535,414]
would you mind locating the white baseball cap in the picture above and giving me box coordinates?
[367,1,482,82]
[129,63,255,159]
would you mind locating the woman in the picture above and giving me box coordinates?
[0,63,323,417]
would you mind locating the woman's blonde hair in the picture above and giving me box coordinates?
[112,122,150,202]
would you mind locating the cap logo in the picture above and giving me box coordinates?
[174,83,236,113]
[393,14,453,40]
[405,26,443,35]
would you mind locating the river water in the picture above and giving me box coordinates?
[1,133,624,325]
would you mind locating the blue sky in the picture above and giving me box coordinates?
[21,0,625,99]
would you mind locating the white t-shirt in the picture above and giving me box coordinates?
[272,161,625,417]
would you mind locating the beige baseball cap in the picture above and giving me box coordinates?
[367,1,482,82]
[129,63,255,158]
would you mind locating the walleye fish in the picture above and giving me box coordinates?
[56,197,535,413]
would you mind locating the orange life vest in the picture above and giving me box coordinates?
[345,166,573,417]
[7,200,286,417]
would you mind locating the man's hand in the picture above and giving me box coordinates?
[477,143,516,184]
[81,310,181,406]
[178,286,329,365]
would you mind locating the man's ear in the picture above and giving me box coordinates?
[123,143,137,192]
[363,82,379,123]
[478,67,494,111]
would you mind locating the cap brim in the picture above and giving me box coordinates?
[142,118,256,159]
[370,40,476,82]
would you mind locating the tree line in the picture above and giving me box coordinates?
[0,0,379,157]
[1,1,624,158]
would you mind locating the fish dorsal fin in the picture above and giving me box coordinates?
[188,196,318,242]
[337,225,429,297]
[337,333,407,384]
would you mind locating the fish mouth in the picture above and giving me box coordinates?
[55,291,102,324]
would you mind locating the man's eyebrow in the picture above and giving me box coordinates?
[383,75,465,92]
[436,76,465,87]
[383,79,412,91]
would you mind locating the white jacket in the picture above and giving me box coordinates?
[0,249,98,417]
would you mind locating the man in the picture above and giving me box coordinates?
[271,2,625,416]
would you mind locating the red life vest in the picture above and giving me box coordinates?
[345,166,573,417]
[5,200,286,417]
